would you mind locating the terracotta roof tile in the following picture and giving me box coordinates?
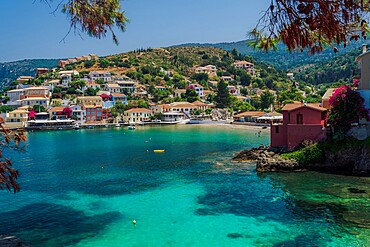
[282,103,327,112]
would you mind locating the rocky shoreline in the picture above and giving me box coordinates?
[232,146,302,172]
[233,145,370,175]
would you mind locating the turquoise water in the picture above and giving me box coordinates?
[0,125,369,246]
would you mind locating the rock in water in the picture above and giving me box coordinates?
[0,236,31,247]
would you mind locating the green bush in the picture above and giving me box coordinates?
[281,143,325,166]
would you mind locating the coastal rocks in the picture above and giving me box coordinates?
[233,144,370,175]
[257,156,300,172]
[232,147,301,172]
[319,146,370,174]
[0,236,31,247]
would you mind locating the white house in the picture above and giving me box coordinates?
[195,65,217,76]
[189,83,204,98]
[6,89,24,106]
[123,108,152,123]
[89,71,112,82]
[71,105,86,123]
[21,97,49,107]
[234,61,256,76]
[357,44,370,110]
[116,80,137,93]
[106,83,121,93]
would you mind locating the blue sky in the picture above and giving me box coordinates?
[0,0,270,62]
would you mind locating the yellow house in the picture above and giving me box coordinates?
[77,96,103,107]
[5,109,29,129]
[123,108,152,123]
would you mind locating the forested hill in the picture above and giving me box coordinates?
[293,48,362,85]
[0,59,59,87]
[177,39,370,71]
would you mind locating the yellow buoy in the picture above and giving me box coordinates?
[153,150,165,153]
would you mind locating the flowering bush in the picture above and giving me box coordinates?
[352,78,359,88]
[62,107,73,119]
[328,85,368,135]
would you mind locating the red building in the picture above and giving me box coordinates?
[270,103,327,150]
[84,105,102,123]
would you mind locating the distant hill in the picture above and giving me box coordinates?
[293,48,362,85]
[175,39,370,71]
[0,59,59,87]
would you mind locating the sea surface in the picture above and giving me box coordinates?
[0,125,369,247]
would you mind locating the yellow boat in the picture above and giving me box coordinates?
[153,150,165,153]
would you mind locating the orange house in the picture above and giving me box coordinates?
[271,103,327,150]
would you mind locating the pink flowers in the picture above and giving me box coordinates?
[328,84,368,134]
[353,79,359,88]
[62,107,73,119]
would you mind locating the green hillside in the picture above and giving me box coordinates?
[0,59,59,87]
[177,39,369,70]
[293,48,362,85]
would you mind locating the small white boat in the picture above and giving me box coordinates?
[128,125,135,130]
[115,123,121,127]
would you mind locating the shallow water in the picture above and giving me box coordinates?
[0,125,369,246]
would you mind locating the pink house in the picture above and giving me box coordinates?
[270,103,327,150]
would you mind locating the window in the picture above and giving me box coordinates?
[275,126,279,133]
[297,114,303,124]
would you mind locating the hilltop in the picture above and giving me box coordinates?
[177,39,370,70]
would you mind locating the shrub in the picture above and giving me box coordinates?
[328,84,368,137]
[281,143,325,166]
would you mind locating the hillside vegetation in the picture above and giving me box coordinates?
[178,39,370,70]
[293,48,362,85]
[0,59,59,87]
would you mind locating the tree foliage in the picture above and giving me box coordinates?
[215,80,231,108]
[49,0,129,44]
[252,0,370,54]
[328,84,368,136]
[0,118,27,193]
[185,88,199,103]
[260,90,275,110]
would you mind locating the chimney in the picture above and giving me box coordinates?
[362,44,367,54]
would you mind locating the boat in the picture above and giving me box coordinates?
[153,150,165,153]
[115,123,121,127]
[74,124,80,130]
[128,125,135,130]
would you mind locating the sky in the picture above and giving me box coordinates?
[0,0,270,62]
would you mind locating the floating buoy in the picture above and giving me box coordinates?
[153,150,165,153]
[132,219,136,226]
